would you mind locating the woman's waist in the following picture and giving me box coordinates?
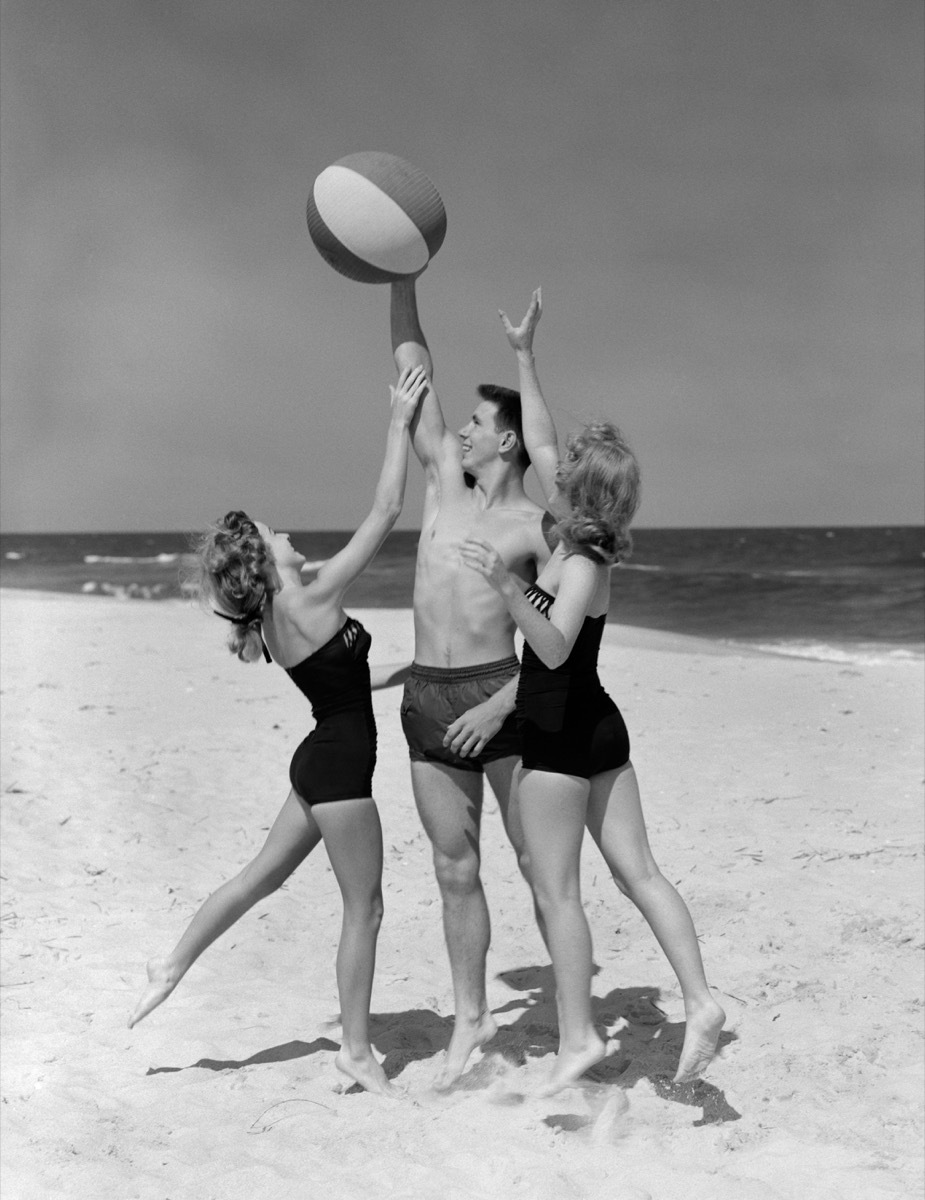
[294,673,373,718]
[516,665,605,696]
[520,647,601,679]
[309,693,375,723]
[516,670,614,719]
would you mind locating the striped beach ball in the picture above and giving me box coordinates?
[306,152,447,284]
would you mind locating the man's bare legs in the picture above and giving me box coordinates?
[129,789,396,1096]
[129,789,321,1028]
[585,763,725,1083]
[518,767,606,1094]
[313,796,396,1097]
[410,760,499,1086]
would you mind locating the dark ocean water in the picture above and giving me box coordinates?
[2,527,922,662]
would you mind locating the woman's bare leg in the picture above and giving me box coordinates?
[518,767,606,1095]
[129,790,320,1028]
[312,795,396,1097]
[586,763,725,1082]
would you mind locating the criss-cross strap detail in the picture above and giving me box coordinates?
[524,582,554,616]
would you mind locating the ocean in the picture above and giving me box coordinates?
[1,527,922,664]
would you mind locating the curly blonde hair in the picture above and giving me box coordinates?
[186,510,275,662]
[554,423,641,565]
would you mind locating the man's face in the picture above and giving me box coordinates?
[458,400,503,473]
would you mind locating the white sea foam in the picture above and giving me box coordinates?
[736,639,923,666]
[80,581,168,599]
[83,553,179,564]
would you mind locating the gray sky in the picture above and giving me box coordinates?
[2,0,922,531]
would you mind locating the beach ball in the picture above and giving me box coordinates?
[306,152,447,283]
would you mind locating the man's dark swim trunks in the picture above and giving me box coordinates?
[400,656,521,773]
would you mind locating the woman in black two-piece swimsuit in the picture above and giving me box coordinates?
[463,292,724,1095]
[128,366,427,1097]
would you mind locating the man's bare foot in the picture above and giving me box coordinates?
[538,1031,607,1097]
[673,997,725,1083]
[335,1049,400,1097]
[128,958,183,1029]
[434,1012,498,1090]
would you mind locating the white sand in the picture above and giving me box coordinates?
[1,590,923,1200]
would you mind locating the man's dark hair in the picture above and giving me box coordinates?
[476,384,530,471]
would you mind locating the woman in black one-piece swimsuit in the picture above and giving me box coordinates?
[128,366,428,1096]
[463,292,724,1095]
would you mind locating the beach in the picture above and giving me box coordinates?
[1,589,922,1199]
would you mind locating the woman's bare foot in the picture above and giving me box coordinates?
[128,957,183,1029]
[539,1031,607,1097]
[434,1012,498,1090]
[335,1049,400,1097]
[673,997,725,1083]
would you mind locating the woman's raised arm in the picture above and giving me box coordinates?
[309,365,428,601]
[499,288,567,519]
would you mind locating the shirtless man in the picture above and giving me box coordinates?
[390,278,552,1087]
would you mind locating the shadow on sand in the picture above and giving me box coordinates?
[145,964,739,1125]
[145,1036,339,1075]
[449,963,740,1126]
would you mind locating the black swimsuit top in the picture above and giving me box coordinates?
[284,617,372,721]
[521,583,606,677]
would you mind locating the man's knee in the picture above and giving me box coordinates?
[431,847,482,896]
[531,876,580,914]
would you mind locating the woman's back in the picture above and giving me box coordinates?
[285,616,373,720]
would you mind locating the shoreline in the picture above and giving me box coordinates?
[2,589,923,1198]
[3,586,922,665]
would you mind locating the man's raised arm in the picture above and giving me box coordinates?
[391,278,450,468]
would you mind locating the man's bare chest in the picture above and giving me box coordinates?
[423,505,536,564]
